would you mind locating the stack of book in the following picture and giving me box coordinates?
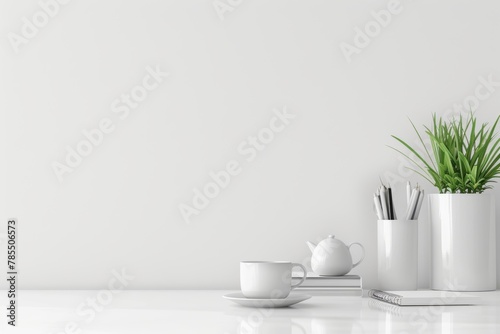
[292,272,362,296]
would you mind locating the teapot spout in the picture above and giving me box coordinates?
[306,241,317,253]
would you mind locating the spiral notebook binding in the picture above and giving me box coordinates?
[368,299,407,316]
[368,289,402,305]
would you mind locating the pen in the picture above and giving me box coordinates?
[414,189,425,219]
[406,181,411,206]
[373,194,383,220]
[405,188,419,220]
[380,186,389,220]
[387,186,395,220]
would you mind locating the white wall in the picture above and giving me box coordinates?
[1,0,500,289]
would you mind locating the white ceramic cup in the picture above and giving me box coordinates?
[240,261,307,299]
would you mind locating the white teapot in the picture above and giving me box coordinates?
[306,235,365,276]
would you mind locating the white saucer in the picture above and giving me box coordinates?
[223,292,311,308]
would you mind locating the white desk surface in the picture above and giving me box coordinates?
[2,290,500,333]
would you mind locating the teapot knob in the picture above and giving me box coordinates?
[328,235,335,239]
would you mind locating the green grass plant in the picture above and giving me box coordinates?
[391,113,500,193]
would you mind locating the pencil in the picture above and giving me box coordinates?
[387,186,395,220]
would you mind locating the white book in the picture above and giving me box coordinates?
[295,287,363,297]
[368,290,480,306]
[292,272,362,288]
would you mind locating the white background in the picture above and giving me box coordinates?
[1,0,499,289]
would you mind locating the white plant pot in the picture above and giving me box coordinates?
[429,193,496,291]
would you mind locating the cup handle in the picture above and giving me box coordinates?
[349,242,365,268]
[290,263,307,289]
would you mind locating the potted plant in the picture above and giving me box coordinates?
[392,113,500,291]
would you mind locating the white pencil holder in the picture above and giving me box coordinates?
[377,220,418,291]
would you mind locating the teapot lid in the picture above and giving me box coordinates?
[323,234,346,246]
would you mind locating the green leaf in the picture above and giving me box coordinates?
[391,113,500,193]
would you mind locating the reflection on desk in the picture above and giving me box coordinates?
[6,290,500,333]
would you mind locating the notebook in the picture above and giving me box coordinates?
[368,289,480,306]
